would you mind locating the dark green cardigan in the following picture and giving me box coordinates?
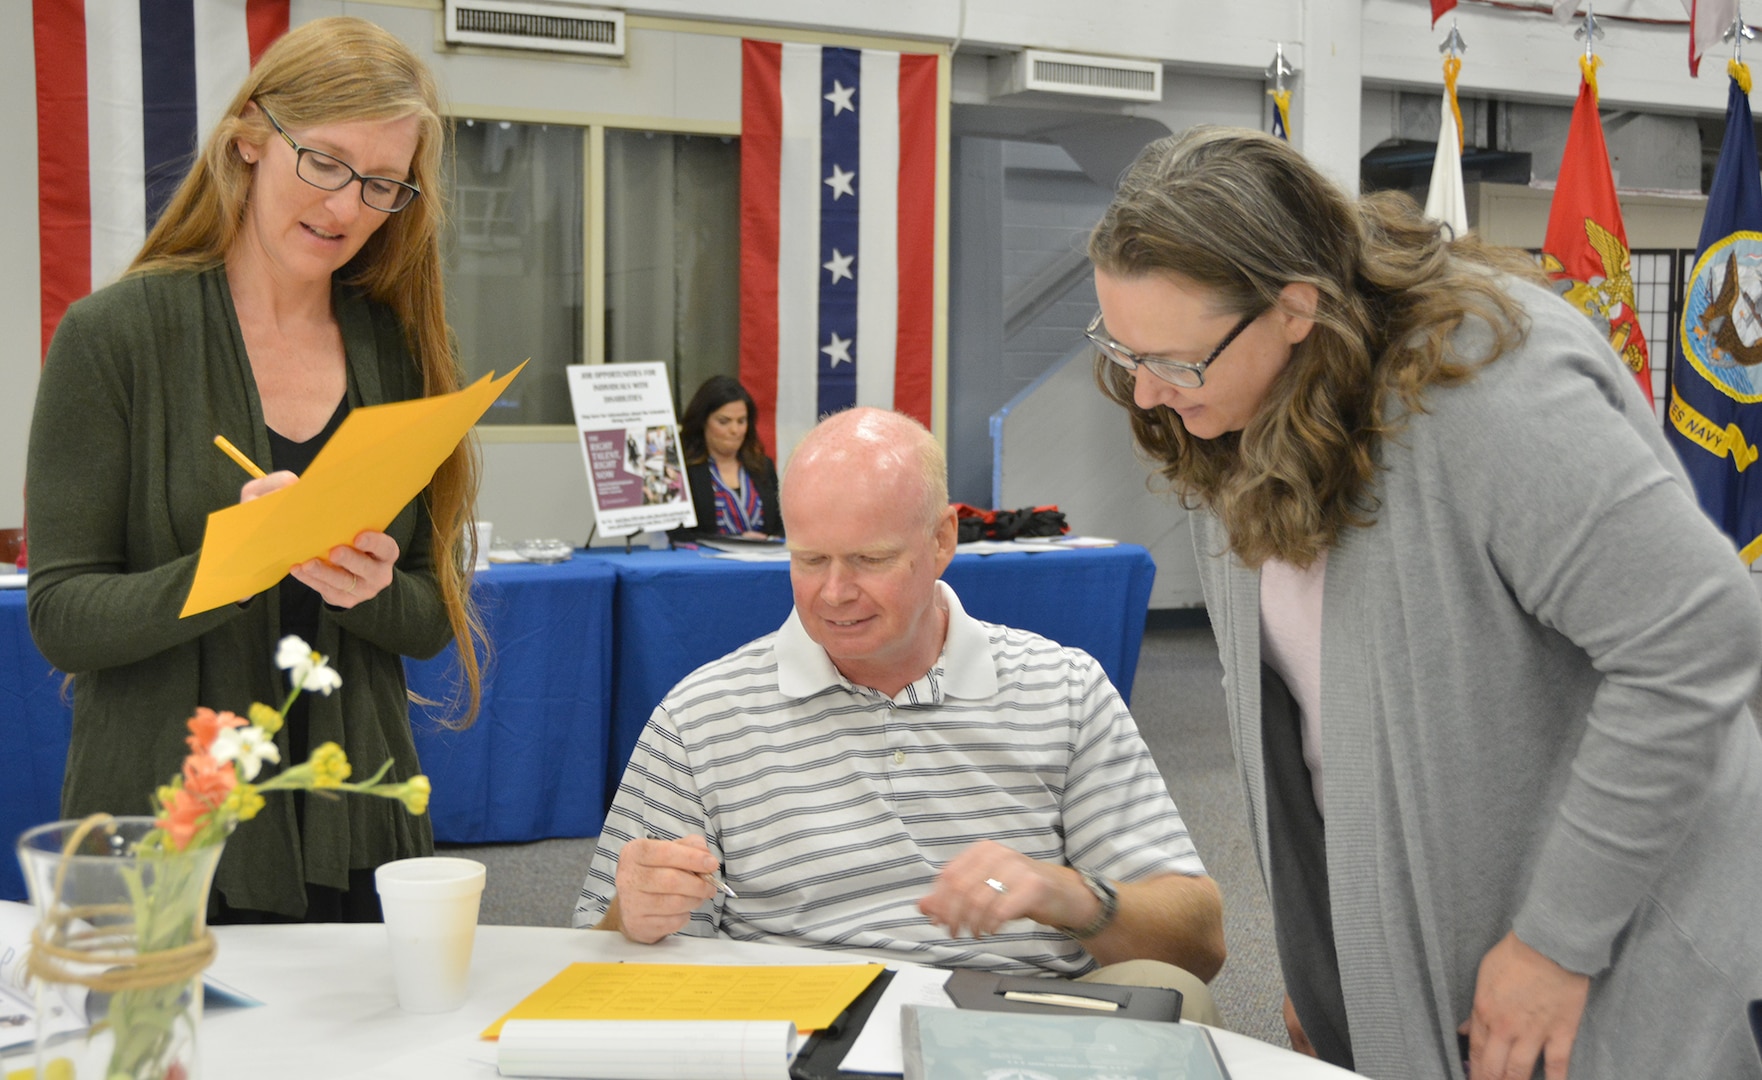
[26,266,448,918]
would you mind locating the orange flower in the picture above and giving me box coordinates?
[155,787,208,851]
[182,753,236,806]
[185,707,246,754]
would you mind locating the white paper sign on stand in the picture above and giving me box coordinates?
[566,364,695,539]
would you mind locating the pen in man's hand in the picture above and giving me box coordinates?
[703,870,738,899]
[645,831,738,898]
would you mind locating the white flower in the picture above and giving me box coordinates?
[275,634,342,696]
[301,663,343,696]
[275,635,312,672]
[211,725,282,782]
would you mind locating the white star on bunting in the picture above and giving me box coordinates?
[822,249,854,284]
[823,164,855,200]
[821,331,853,367]
[824,80,856,116]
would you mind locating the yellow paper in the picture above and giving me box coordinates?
[480,962,884,1039]
[180,362,527,617]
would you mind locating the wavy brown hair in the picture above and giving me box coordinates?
[128,16,483,724]
[1089,126,1544,568]
[680,375,773,476]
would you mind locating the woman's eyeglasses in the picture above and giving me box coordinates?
[257,104,420,214]
[1086,310,1258,389]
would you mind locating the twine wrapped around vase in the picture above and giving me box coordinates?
[23,813,217,993]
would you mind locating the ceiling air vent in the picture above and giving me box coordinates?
[443,0,625,58]
[1003,48,1162,103]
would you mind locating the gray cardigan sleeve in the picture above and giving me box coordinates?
[1441,292,1762,975]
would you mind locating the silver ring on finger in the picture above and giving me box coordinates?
[345,574,359,595]
[985,877,1008,895]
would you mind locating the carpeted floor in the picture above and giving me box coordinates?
[441,620,1291,1047]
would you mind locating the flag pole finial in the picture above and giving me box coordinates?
[1724,5,1754,66]
[1576,4,1604,61]
[1265,43,1295,91]
[1440,18,1467,58]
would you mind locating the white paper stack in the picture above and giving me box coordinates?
[495,1019,799,1079]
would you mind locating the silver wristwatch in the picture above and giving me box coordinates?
[1063,867,1119,939]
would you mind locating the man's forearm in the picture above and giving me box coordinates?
[1082,873,1226,979]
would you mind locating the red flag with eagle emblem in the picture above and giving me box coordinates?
[1541,55,1652,404]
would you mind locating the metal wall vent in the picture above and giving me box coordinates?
[1007,48,1162,103]
[444,0,625,58]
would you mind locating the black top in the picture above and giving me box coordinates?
[266,397,351,766]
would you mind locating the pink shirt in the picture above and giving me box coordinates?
[1259,550,1328,816]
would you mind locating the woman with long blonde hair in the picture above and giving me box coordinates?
[1090,127,1762,1079]
[26,16,482,922]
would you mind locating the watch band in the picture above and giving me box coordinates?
[1063,867,1119,940]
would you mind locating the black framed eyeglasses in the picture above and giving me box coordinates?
[1086,309,1259,389]
[258,104,420,213]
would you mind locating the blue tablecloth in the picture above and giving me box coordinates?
[1,543,1154,902]
[407,558,616,844]
[585,544,1157,803]
[0,558,616,901]
[0,586,67,904]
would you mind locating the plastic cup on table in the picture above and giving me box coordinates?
[374,856,486,1013]
[475,522,493,571]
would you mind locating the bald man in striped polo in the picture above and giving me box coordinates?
[575,407,1226,1019]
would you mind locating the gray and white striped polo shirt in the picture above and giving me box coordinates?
[574,582,1205,976]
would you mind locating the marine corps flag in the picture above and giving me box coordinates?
[1540,55,1651,402]
[1669,60,1762,562]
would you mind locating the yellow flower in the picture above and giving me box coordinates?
[248,701,283,735]
[224,783,265,822]
[309,742,352,788]
[399,775,432,815]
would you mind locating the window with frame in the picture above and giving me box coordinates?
[444,117,584,425]
[443,120,741,424]
[603,128,741,411]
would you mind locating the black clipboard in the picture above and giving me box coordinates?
[789,968,898,1080]
[942,968,1183,1023]
[787,966,1183,1080]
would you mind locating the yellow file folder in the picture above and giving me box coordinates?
[180,363,525,617]
[481,962,884,1039]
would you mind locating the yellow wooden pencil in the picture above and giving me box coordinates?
[213,435,266,479]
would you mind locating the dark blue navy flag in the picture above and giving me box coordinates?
[1670,61,1762,563]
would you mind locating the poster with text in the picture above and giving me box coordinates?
[566,363,694,537]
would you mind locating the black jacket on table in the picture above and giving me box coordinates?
[668,458,784,541]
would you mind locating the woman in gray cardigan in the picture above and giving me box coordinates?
[25,18,483,921]
[1089,126,1762,1080]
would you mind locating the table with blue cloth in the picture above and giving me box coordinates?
[405,559,616,844]
[0,585,68,905]
[0,558,617,902]
[587,544,1157,803]
[0,543,1154,903]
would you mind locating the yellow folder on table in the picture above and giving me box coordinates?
[180,362,526,618]
[481,962,884,1039]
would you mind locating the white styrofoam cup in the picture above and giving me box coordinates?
[375,856,486,1013]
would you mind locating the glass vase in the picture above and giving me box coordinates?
[14,816,223,1080]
